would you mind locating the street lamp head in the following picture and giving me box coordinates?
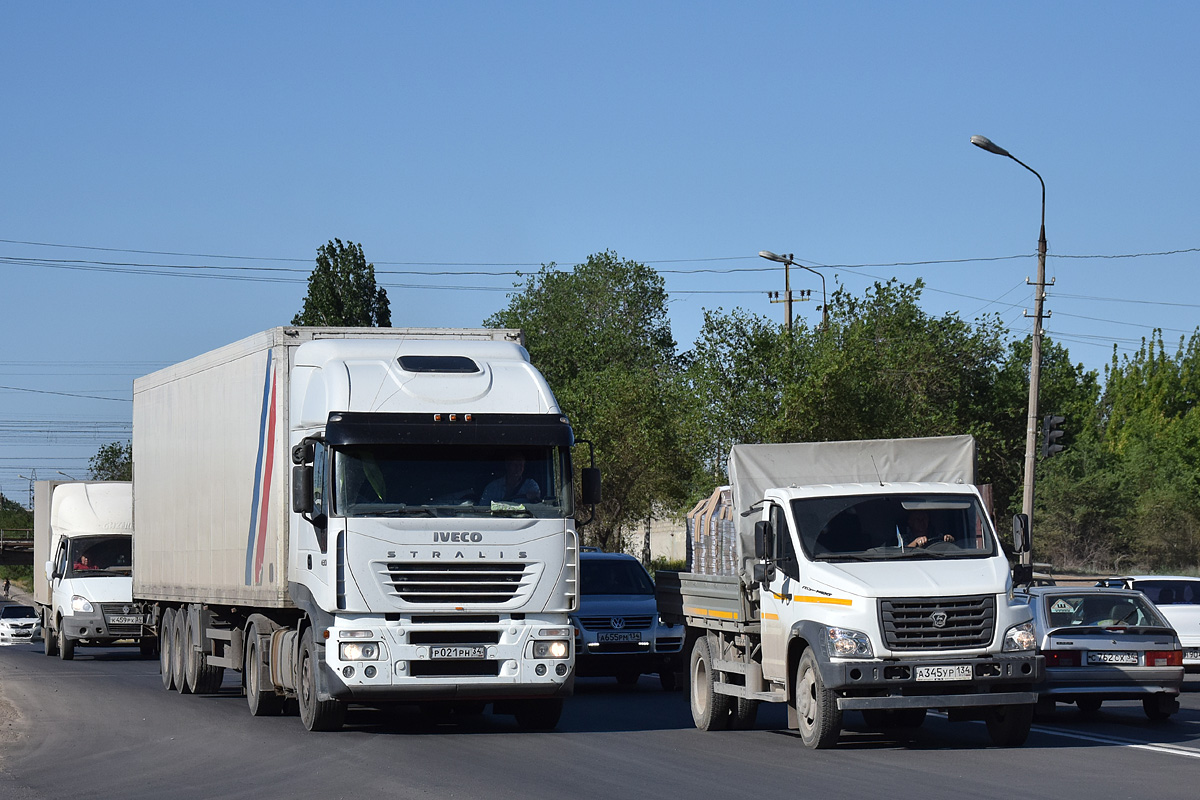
[971,135,1012,158]
[758,250,792,264]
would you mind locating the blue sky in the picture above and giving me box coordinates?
[3,2,1198,500]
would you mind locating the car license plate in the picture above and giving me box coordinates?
[1184,648,1200,660]
[598,632,642,643]
[915,664,973,681]
[107,615,143,625]
[1087,651,1137,665]
[430,646,486,659]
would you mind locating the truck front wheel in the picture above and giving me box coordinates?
[985,703,1033,747]
[689,636,732,731]
[57,623,74,661]
[794,649,840,748]
[298,627,345,732]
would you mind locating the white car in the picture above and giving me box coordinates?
[0,604,43,645]
[1098,576,1200,673]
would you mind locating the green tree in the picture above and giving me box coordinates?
[89,441,132,481]
[0,492,34,587]
[293,239,391,327]
[683,279,1022,509]
[486,251,698,550]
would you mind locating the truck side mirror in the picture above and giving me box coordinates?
[45,560,55,582]
[580,467,601,506]
[753,520,773,560]
[753,561,777,585]
[292,465,314,514]
[1012,513,1030,554]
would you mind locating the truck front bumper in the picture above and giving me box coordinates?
[824,653,1043,711]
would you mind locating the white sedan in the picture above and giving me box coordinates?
[0,604,43,645]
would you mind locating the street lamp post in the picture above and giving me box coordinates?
[758,250,829,330]
[971,135,1048,570]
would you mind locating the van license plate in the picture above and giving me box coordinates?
[431,646,485,659]
[915,664,973,681]
[107,615,143,625]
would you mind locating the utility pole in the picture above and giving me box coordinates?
[759,251,828,331]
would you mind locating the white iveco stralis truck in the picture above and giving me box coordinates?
[133,327,598,731]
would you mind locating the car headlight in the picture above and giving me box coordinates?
[1003,621,1036,652]
[339,642,382,661]
[71,596,94,613]
[533,640,570,659]
[826,626,873,658]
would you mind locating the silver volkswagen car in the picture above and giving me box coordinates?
[1016,586,1184,719]
[570,550,685,689]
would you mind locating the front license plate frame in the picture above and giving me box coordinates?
[106,615,144,625]
[430,645,486,659]
[598,632,642,643]
[914,664,973,682]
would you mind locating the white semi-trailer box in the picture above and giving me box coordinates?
[133,327,596,731]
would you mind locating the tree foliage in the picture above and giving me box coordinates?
[293,239,391,327]
[486,251,698,549]
[89,441,132,481]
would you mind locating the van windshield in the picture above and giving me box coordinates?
[791,494,996,561]
[333,444,573,519]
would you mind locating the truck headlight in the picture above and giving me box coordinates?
[1003,621,1036,652]
[533,640,570,659]
[339,642,382,661]
[71,596,94,613]
[826,627,873,658]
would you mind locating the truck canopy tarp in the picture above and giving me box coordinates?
[728,436,976,583]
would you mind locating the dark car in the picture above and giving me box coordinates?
[1016,586,1184,719]
[570,550,685,689]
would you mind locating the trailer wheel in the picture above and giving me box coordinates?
[172,610,192,694]
[244,625,282,717]
[689,636,731,731]
[159,608,176,690]
[183,608,224,694]
[985,703,1033,747]
[512,699,563,731]
[57,623,74,661]
[298,627,345,732]
[794,649,840,748]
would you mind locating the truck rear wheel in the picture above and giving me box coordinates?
[244,625,282,717]
[57,623,74,661]
[43,615,58,657]
[298,627,345,732]
[159,608,176,690]
[985,703,1033,747]
[689,636,731,731]
[794,649,840,748]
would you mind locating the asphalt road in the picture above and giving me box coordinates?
[2,613,1199,799]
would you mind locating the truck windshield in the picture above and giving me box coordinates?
[67,536,132,577]
[333,444,573,519]
[791,494,996,561]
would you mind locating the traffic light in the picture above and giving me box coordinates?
[1042,414,1065,459]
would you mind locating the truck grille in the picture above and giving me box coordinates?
[382,562,529,604]
[577,615,654,631]
[879,595,995,650]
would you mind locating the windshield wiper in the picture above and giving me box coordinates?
[372,507,437,518]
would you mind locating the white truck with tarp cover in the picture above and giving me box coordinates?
[133,327,599,731]
[658,436,1043,748]
[34,480,150,660]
